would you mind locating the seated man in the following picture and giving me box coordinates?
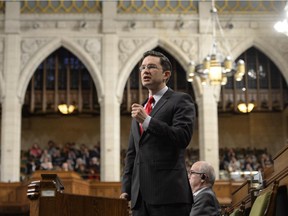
[189,161,221,216]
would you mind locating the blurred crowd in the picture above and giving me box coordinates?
[185,147,273,180]
[21,140,101,181]
[21,141,273,181]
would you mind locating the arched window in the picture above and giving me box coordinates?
[219,47,288,112]
[23,47,100,116]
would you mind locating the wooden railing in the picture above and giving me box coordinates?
[0,171,125,215]
[0,170,243,215]
[0,181,30,215]
[213,180,244,206]
[228,144,288,214]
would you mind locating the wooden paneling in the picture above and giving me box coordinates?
[231,180,251,208]
[89,181,122,198]
[30,193,129,216]
[30,170,90,195]
[0,182,29,214]
[213,180,232,205]
[0,170,246,214]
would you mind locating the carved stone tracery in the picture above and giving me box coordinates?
[76,38,102,70]
[21,38,51,71]
[118,38,148,67]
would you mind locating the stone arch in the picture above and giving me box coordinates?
[17,37,104,104]
[231,36,288,83]
[116,37,199,102]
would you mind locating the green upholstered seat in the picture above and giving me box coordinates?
[229,208,241,216]
[249,190,272,216]
[229,201,245,216]
[249,181,279,216]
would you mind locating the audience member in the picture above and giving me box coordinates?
[61,159,74,172]
[47,140,58,156]
[90,141,101,158]
[75,162,88,179]
[40,149,52,163]
[228,156,241,172]
[40,157,53,170]
[189,161,221,216]
[243,155,254,171]
[75,158,85,171]
[79,144,90,166]
[88,156,100,174]
[52,149,66,170]
[26,157,36,175]
[87,168,100,180]
[260,153,273,169]
[29,143,42,159]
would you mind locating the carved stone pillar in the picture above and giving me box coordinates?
[195,80,221,179]
[100,1,120,182]
[1,2,21,182]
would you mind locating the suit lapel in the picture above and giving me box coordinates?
[150,88,173,116]
[134,88,174,138]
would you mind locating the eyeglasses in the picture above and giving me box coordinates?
[188,170,205,177]
[139,64,160,72]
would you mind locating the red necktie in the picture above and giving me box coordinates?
[145,96,154,115]
[140,96,154,134]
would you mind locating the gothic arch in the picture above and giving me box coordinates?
[254,38,288,83]
[17,37,104,104]
[116,37,199,102]
[231,36,288,83]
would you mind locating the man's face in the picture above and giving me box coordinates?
[189,164,202,192]
[140,56,170,92]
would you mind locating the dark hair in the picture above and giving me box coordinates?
[141,50,172,72]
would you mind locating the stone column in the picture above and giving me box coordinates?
[100,1,120,181]
[0,2,22,182]
[195,83,220,179]
[194,1,221,178]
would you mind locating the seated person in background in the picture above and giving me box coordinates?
[40,157,53,170]
[189,161,221,216]
[228,156,241,172]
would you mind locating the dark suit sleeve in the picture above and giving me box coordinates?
[148,92,195,148]
[121,126,136,197]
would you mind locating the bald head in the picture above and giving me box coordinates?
[193,161,216,185]
[189,161,216,193]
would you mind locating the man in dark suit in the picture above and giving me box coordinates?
[120,50,195,216]
[189,161,221,216]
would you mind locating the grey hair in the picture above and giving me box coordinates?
[198,161,216,186]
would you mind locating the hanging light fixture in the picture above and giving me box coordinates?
[237,102,254,113]
[187,0,245,85]
[274,1,288,35]
[58,104,75,114]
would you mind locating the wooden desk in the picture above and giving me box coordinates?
[28,174,129,216]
